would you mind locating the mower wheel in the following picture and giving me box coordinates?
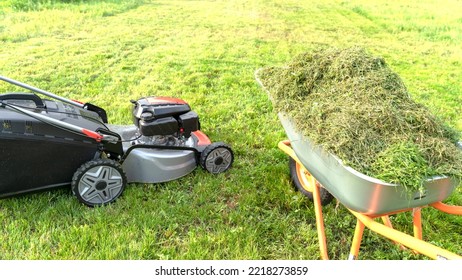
[200,142,234,174]
[72,158,127,207]
[289,157,333,206]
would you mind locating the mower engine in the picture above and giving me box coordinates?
[131,96,200,146]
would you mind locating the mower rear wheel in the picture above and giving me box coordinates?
[200,142,234,174]
[289,157,333,205]
[72,158,127,207]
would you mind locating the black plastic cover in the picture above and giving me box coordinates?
[132,97,191,127]
[0,136,98,197]
[0,96,116,197]
[178,111,199,138]
[139,116,179,136]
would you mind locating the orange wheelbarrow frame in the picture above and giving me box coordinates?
[279,140,462,260]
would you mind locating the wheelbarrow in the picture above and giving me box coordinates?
[255,69,462,260]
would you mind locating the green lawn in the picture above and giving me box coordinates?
[0,0,461,260]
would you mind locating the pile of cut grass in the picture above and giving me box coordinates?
[258,46,462,195]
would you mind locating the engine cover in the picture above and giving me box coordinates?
[132,96,199,137]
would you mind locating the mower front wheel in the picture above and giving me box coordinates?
[200,142,234,174]
[72,158,127,207]
[289,157,333,205]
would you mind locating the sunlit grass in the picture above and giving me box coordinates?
[0,0,461,260]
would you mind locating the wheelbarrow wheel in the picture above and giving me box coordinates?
[71,158,127,207]
[289,158,333,205]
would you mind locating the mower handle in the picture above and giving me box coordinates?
[1,102,116,143]
[0,93,45,108]
[0,75,84,108]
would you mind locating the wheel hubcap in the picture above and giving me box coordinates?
[296,162,315,192]
[78,165,124,205]
[205,147,233,174]
[214,157,224,165]
[95,181,108,191]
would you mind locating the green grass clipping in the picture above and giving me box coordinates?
[258,46,462,196]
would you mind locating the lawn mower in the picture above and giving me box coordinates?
[0,75,234,207]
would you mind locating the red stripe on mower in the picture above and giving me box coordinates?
[82,129,103,142]
[192,130,212,146]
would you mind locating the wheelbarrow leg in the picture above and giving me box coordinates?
[381,216,393,228]
[349,209,462,260]
[412,207,423,254]
[312,178,329,260]
[413,207,423,240]
[349,219,365,260]
[350,212,410,259]
[381,216,407,250]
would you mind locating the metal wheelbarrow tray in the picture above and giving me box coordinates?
[279,114,458,215]
[256,69,459,215]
